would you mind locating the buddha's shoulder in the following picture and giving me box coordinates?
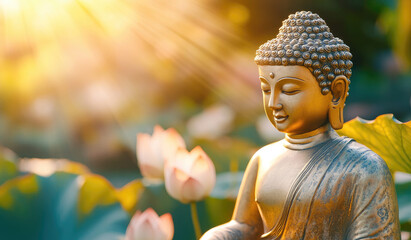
[339,139,391,177]
[252,140,286,159]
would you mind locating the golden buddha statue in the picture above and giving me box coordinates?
[201,11,400,240]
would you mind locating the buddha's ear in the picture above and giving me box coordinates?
[328,75,349,130]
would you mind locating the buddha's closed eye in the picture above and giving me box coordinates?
[261,83,271,94]
[281,83,301,95]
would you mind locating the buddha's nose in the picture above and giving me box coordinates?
[268,93,282,110]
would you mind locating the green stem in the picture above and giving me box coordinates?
[190,202,202,239]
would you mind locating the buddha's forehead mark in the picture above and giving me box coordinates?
[269,72,275,79]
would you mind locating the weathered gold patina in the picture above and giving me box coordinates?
[201,11,400,240]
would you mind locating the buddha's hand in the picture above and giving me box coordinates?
[200,220,260,240]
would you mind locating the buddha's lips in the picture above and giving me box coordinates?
[274,115,288,123]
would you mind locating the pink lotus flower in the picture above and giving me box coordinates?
[165,146,216,203]
[137,125,186,180]
[125,208,174,240]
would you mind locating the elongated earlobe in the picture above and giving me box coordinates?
[329,76,349,130]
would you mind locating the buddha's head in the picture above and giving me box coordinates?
[255,11,352,135]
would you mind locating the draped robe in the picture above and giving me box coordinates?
[235,136,400,240]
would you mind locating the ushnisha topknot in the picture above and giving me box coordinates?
[255,11,353,95]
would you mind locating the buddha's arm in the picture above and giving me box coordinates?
[200,220,261,240]
[200,155,263,240]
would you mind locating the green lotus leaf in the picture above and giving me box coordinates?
[0,159,18,186]
[78,174,144,217]
[0,172,143,240]
[337,114,411,173]
[116,179,145,215]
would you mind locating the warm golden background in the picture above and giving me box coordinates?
[1,0,410,180]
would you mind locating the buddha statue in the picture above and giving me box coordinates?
[201,11,400,240]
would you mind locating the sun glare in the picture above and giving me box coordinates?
[0,0,259,161]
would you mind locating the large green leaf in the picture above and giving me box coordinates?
[0,172,143,240]
[337,114,411,173]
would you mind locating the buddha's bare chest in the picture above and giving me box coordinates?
[255,149,316,228]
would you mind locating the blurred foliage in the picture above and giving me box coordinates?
[0,172,132,240]
[0,147,144,239]
[394,0,411,68]
[193,137,257,173]
[0,148,19,185]
[206,172,243,227]
[337,114,411,173]
[397,181,411,232]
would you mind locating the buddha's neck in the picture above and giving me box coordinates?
[283,125,337,150]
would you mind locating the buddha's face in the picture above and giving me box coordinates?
[258,65,333,135]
